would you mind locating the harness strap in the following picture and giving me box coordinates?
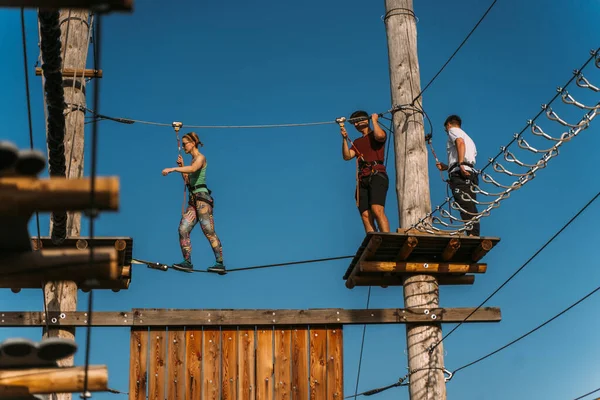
[187,183,212,195]
[448,161,475,174]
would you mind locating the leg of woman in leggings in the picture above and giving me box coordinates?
[195,197,226,273]
[172,201,198,271]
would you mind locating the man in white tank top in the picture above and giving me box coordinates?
[435,115,480,236]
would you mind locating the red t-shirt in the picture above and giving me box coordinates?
[351,132,387,177]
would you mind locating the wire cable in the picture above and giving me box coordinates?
[353,287,372,399]
[429,190,600,352]
[411,0,498,104]
[81,11,102,399]
[453,280,600,374]
[572,387,600,400]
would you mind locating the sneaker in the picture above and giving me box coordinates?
[172,260,194,272]
[207,261,227,275]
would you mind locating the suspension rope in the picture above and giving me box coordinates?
[132,255,354,274]
[429,190,600,352]
[411,0,498,105]
[81,11,103,400]
[572,387,600,400]
[452,279,600,375]
[352,287,372,399]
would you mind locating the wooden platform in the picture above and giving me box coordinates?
[0,236,133,293]
[344,231,501,288]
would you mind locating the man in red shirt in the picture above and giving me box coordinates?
[340,110,391,233]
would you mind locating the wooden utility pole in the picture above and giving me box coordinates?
[383,1,446,399]
[42,9,91,400]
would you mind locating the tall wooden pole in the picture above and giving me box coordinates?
[383,1,446,399]
[43,9,91,400]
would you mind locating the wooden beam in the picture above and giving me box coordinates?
[35,67,103,78]
[0,276,130,293]
[0,247,120,280]
[350,274,475,287]
[346,235,382,289]
[360,261,487,274]
[0,308,502,327]
[0,0,132,10]
[0,365,107,395]
[442,238,461,261]
[472,239,493,261]
[0,176,119,215]
[396,236,418,260]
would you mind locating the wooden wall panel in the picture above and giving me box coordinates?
[129,328,148,400]
[309,329,327,399]
[222,328,238,400]
[148,327,166,400]
[129,325,343,400]
[274,329,291,400]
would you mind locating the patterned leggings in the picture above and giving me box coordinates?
[178,195,223,263]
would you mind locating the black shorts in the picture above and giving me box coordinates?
[356,173,389,213]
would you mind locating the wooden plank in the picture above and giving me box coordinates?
[347,235,383,287]
[0,247,120,280]
[256,328,274,400]
[327,327,343,400]
[185,329,202,400]
[35,67,103,78]
[203,328,220,400]
[442,238,461,261]
[168,328,185,400]
[291,327,308,400]
[148,327,166,400]
[359,261,487,274]
[0,176,119,215]
[237,328,255,400]
[349,274,475,287]
[0,275,131,292]
[0,0,133,10]
[309,328,327,399]
[222,328,238,400]
[274,328,291,400]
[0,308,502,326]
[0,365,107,395]
[129,328,148,400]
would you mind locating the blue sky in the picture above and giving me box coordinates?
[1,0,600,398]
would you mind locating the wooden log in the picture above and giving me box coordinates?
[309,328,327,399]
[35,67,103,78]
[0,176,119,215]
[345,235,383,289]
[1,276,130,292]
[350,274,475,286]
[326,327,343,399]
[472,239,493,261]
[0,365,107,395]
[274,328,292,399]
[115,239,127,266]
[238,328,255,400]
[0,247,119,280]
[185,329,202,400]
[167,328,185,400]
[291,328,308,400]
[203,328,220,400]
[0,0,132,10]
[360,261,486,274]
[442,238,461,261]
[129,328,148,400]
[148,328,166,400]
[256,328,274,400]
[397,236,418,260]
[221,328,238,400]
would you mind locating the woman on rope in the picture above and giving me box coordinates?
[161,132,226,274]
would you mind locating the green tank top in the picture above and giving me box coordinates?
[188,159,208,194]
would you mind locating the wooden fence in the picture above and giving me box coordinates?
[129,325,343,400]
